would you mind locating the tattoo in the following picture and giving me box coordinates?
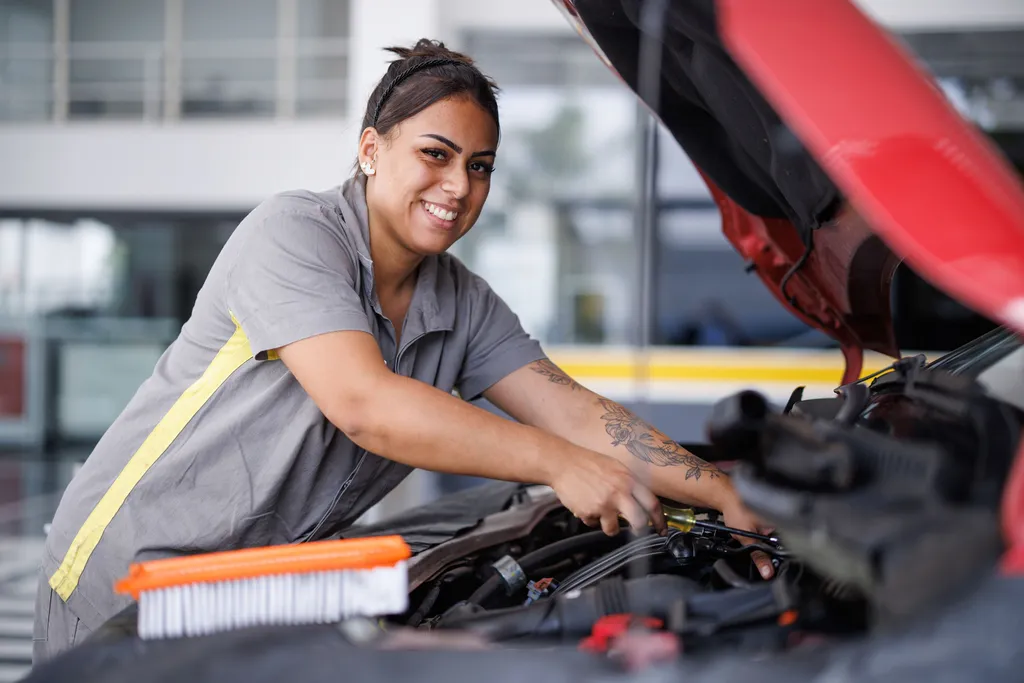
[530,359,583,391]
[597,398,722,479]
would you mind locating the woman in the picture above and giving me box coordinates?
[33,39,770,663]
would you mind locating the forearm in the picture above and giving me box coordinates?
[566,394,735,510]
[338,374,572,486]
[521,360,733,509]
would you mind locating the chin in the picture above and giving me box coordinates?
[409,236,456,257]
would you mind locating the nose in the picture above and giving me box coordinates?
[440,163,470,201]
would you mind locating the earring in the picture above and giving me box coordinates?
[361,160,375,176]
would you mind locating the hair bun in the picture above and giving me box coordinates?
[384,39,476,67]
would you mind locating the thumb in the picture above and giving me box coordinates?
[746,544,774,580]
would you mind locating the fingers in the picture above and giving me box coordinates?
[600,511,621,537]
[747,546,774,579]
[630,484,666,534]
[616,494,649,534]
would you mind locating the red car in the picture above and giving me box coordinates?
[27,1,1024,681]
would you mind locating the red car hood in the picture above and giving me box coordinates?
[553,0,1024,571]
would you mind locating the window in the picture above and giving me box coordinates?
[0,0,54,121]
[295,0,349,116]
[181,0,277,117]
[69,0,165,119]
[455,31,640,346]
[0,218,122,316]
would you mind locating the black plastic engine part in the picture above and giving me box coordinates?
[711,364,1019,625]
[436,574,788,641]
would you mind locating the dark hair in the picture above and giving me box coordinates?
[361,39,501,143]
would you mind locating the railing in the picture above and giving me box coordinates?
[0,37,349,122]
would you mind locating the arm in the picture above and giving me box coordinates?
[484,359,731,507]
[223,204,661,533]
[276,331,665,534]
[485,358,774,577]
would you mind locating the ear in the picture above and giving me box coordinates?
[357,127,380,167]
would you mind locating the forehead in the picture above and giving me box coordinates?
[392,96,498,149]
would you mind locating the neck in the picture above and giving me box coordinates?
[367,206,423,295]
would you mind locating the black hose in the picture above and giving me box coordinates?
[835,383,869,425]
[712,559,759,590]
[407,566,474,627]
[467,530,623,606]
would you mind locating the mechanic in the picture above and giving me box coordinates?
[33,39,771,663]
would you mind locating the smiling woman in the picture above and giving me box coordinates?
[35,38,771,664]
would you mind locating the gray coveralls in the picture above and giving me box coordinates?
[34,177,546,663]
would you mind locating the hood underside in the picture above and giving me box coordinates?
[555,0,901,381]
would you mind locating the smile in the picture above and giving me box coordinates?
[422,201,458,222]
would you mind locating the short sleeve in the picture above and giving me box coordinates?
[457,273,546,401]
[225,204,372,359]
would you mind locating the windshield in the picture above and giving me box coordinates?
[927,326,1021,377]
[921,326,1024,412]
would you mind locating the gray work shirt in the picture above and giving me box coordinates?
[42,177,546,629]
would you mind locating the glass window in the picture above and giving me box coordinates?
[0,218,123,317]
[181,0,277,118]
[68,0,165,119]
[455,31,640,346]
[295,0,349,116]
[0,0,54,121]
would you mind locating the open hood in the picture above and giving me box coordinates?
[553,0,1024,569]
[547,0,901,383]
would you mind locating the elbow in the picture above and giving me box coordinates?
[322,379,384,444]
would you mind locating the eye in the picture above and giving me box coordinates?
[470,161,495,175]
[422,148,447,161]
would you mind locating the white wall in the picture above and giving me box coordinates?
[854,0,1024,29]
[0,121,358,211]
[346,0,440,126]
[440,0,570,35]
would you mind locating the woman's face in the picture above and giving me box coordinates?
[361,96,497,257]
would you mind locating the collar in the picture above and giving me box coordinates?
[338,177,456,339]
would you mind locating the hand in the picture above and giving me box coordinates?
[721,502,775,580]
[549,450,666,536]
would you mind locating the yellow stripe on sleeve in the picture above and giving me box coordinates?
[49,319,254,601]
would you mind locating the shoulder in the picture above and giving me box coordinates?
[438,252,490,300]
[227,186,363,256]
[243,187,348,230]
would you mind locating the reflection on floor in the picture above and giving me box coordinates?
[0,456,76,682]
[0,538,42,682]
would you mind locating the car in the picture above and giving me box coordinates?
[25,1,1024,681]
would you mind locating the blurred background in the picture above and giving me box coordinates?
[0,0,1022,676]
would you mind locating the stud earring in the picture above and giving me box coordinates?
[361,160,375,176]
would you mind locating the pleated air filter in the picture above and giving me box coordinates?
[114,535,411,639]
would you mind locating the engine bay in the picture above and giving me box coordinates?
[397,499,862,655]
[362,340,1020,657]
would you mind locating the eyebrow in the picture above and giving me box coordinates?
[420,133,496,158]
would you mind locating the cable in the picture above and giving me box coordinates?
[466,530,622,606]
[553,533,671,596]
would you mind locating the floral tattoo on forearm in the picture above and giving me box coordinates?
[530,359,583,391]
[597,398,722,480]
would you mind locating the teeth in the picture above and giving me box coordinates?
[424,202,457,222]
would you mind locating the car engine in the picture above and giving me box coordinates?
[366,349,1019,656]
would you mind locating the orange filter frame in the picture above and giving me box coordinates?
[115,535,411,600]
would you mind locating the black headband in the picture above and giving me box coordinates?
[371,58,465,126]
